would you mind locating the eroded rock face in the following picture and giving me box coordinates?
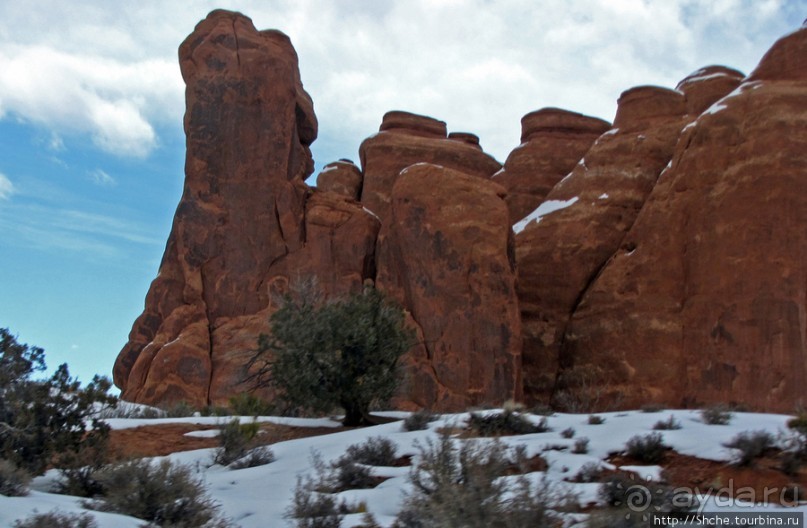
[316,160,363,200]
[114,10,380,407]
[206,191,381,405]
[515,71,747,406]
[376,163,522,410]
[116,9,807,415]
[558,27,807,413]
[493,108,610,221]
[676,65,745,115]
[515,87,689,405]
[359,111,502,223]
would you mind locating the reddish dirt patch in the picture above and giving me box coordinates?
[608,450,806,505]
[108,422,346,461]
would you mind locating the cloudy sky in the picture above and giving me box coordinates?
[0,0,803,388]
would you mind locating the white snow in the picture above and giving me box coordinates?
[103,415,343,431]
[598,193,609,200]
[513,197,579,234]
[679,71,737,85]
[593,127,619,147]
[399,162,444,175]
[362,206,380,220]
[557,171,574,187]
[703,101,728,115]
[184,429,221,438]
[1,409,803,527]
[701,80,764,117]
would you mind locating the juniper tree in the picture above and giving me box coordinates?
[0,328,116,475]
[250,282,414,426]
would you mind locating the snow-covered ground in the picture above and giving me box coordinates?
[2,408,805,527]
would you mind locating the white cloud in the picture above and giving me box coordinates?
[0,201,163,259]
[0,44,178,157]
[0,172,13,199]
[0,0,800,163]
[89,169,116,186]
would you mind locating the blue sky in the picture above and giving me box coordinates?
[0,0,803,389]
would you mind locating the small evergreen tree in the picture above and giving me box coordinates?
[249,282,414,426]
[0,328,116,475]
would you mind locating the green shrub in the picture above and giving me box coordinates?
[723,430,775,466]
[788,414,807,434]
[229,446,275,470]
[355,512,382,528]
[213,418,262,466]
[97,402,163,419]
[308,438,398,492]
[54,433,109,497]
[402,409,439,432]
[250,281,415,426]
[572,437,590,455]
[12,511,97,528]
[595,474,697,526]
[561,427,576,439]
[530,403,555,416]
[653,415,682,431]
[88,458,231,527]
[162,401,197,418]
[575,461,602,482]
[304,450,379,494]
[199,406,230,417]
[346,436,398,466]
[328,457,377,492]
[468,409,550,436]
[701,405,732,425]
[286,476,344,528]
[228,393,273,416]
[0,458,31,497]
[394,431,568,528]
[625,433,667,464]
[0,329,116,476]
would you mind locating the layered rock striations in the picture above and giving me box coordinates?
[557,27,807,412]
[493,108,611,221]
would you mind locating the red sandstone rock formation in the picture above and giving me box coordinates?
[676,65,744,115]
[376,163,522,409]
[114,11,510,412]
[515,87,690,404]
[316,160,363,200]
[113,10,377,407]
[557,27,807,412]
[116,9,807,416]
[359,111,502,223]
[493,108,610,221]
[515,64,749,406]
